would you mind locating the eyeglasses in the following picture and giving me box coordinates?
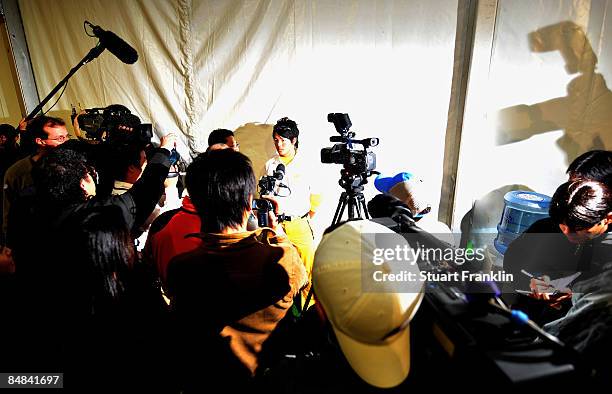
[46,135,69,143]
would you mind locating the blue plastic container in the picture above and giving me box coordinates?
[494,191,551,254]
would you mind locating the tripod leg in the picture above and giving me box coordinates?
[359,194,370,219]
[348,196,364,220]
[354,199,362,219]
[333,192,348,225]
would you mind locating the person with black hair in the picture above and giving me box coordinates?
[166,149,308,391]
[208,128,239,151]
[502,151,612,329]
[566,150,612,184]
[5,203,173,388]
[68,205,134,311]
[538,179,612,383]
[61,205,173,388]
[504,150,612,294]
[2,116,68,239]
[7,133,175,293]
[0,123,18,147]
[144,143,244,295]
[39,133,173,228]
[104,140,183,251]
[503,179,612,321]
[263,117,321,280]
[111,145,148,194]
[2,132,175,381]
[550,179,612,244]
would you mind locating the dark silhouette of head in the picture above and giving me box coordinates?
[34,147,94,207]
[185,149,255,232]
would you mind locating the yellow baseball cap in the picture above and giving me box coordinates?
[313,219,424,388]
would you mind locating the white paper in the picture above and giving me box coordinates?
[548,272,582,290]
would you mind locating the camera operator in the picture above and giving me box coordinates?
[166,149,308,390]
[264,117,321,278]
[5,133,175,372]
[22,132,175,252]
[108,142,182,250]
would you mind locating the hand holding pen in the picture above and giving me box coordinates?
[521,270,555,294]
[520,269,571,307]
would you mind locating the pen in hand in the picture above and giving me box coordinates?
[521,270,555,292]
[520,269,536,279]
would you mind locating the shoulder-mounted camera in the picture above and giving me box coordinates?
[76,104,152,147]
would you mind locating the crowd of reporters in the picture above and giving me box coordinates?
[0,115,323,391]
[1,114,612,390]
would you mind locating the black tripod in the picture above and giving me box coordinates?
[331,169,378,225]
[301,168,377,310]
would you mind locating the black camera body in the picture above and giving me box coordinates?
[258,164,285,196]
[321,143,377,174]
[252,198,291,228]
[252,198,273,228]
[320,113,378,174]
[258,175,278,196]
[77,104,152,147]
[254,163,290,228]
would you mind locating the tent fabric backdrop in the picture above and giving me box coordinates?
[453,0,612,248]
[18,0,458,230]
[16,0,612,238]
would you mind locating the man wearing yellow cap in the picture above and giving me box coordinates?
[313,219,425,388]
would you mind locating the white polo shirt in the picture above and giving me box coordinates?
[264,153,316,218]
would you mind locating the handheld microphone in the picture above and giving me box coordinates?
[273,164,285,180]
[89,22,138,64]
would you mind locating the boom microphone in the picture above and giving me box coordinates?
[90,23,138,64]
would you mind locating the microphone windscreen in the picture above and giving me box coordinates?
[275,163,285,180]
[102,30,138,64]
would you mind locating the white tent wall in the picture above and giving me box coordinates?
[17,0,458,235]
[454,0,612,258]
[14,0,612,243]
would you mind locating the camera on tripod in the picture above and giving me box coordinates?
[321,113,380,224]
[320,113,378,175]
[252,164,291,228]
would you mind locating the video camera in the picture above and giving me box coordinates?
[258,164,286,196]
[320,113,378,175]
[75,104,153,147]
[253,163,291,228]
